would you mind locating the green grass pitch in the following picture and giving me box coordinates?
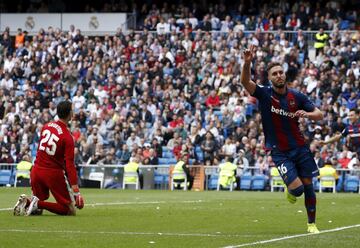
[1,188,360,248]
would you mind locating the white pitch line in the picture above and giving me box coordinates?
[222,224,360,248]
[0,229,252,238]
[0,200,204,212]
[86,200,203,207]
[0,208,12,211]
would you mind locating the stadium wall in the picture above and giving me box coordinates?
[0,13,128,35]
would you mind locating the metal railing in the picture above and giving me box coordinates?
[2,163,360,192]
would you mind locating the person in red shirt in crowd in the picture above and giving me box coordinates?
[173,140,183,160]
[142,143,152,159]
[205,90,220,108]
[72,126,81,142]
[14,101,84,216]
[337,150,351,169]
[168,114,184,129]
[175,50,186,65]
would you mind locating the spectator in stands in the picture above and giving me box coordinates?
[0,147,14,163]
[220,137,236,159]
[0,1,358,193]
[314,151,325,168]
[14,28,25,49]
[286,13,301,31]
[126,132,141,151]
[99,152,116,166]
[201,132,216,164]
[346,61,359,80]
[118,144,131,165]
[143,148,158,165]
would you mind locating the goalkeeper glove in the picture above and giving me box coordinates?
[73,186,84,209]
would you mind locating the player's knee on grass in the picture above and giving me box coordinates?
[289,184,304,197]
[67,204,76,216]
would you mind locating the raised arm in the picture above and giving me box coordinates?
[240,44,257,95]
[319,133,342,146]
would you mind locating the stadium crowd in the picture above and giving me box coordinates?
[0,0,359,177]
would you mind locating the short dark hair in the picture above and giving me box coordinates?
[350,109,359,115]
[267,62,282,72]
[57,101,72,119]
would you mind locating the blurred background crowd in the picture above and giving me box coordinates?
[0,0,359,175]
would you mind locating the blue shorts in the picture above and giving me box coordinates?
[271,146,319,186]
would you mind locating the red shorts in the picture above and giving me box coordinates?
[30,166,72,206]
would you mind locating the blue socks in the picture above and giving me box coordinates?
[304,184,316,223]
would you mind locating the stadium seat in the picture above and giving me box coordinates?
[168,158,178,165]
[163,175,169,187]
[154,167,170,190]
[0,170,11,186]
[204,167,219,190]
[9,168,16,186]
[122,171,139,190]
[336,175,344,192]
[251,174,266,191]
[344,175,359,192]
[313,177,320,191]
[163,151,174,158]
[196,152,204,162]
[240,173,252,190]
[154,174,164,189]
[89,172,105,189]
[319,176,336,193]
[158,158,170,165]
[167,152,175,159]
[340,20,350,30]
[208,175,219,190]
[214,111,223,121]
[162,146,169,154]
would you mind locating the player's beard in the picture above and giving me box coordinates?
[273,81,286,89]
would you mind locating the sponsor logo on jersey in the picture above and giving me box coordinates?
[271,105,296,118]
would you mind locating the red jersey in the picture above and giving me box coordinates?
[34,120,78,185]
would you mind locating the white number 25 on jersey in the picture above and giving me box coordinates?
[39,129,59,156]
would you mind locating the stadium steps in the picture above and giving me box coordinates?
[190,166,205,191]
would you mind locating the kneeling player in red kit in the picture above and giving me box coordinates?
[14,100,84,216]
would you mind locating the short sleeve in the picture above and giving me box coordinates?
[251,85,270,101]
[297,92,315,112]
[341,126,349,137]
